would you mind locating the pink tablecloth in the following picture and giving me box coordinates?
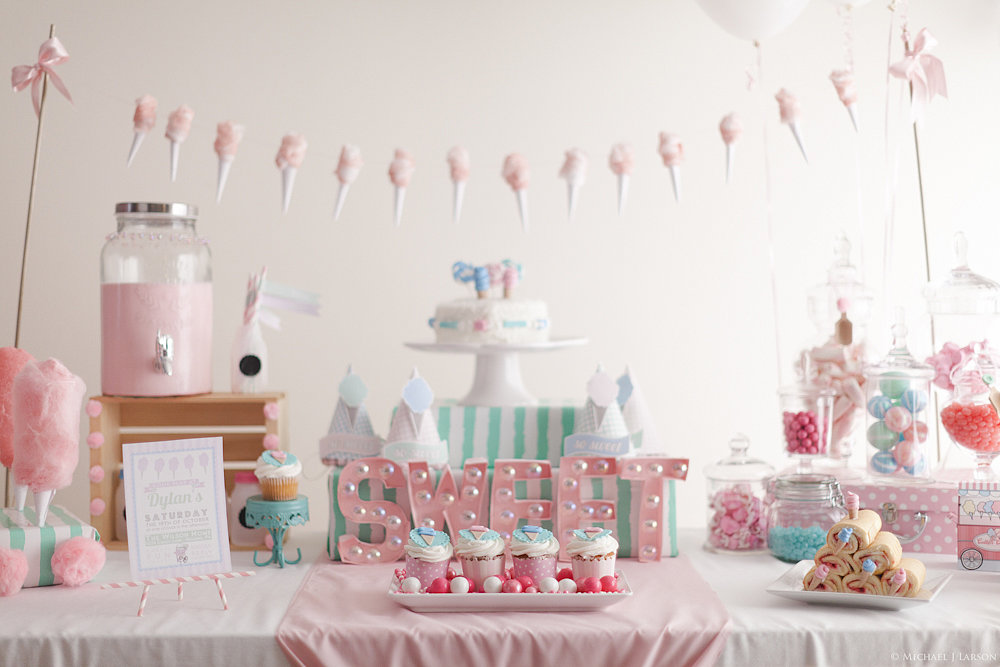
[276,556,731,667]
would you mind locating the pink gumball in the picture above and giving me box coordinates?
[524,586,539,593]
[556,567,574,581]
[892,440,921,468]
[446,567,459,580]
[579,577,602,593]
[902,421,929,444]
[501,579,523,594]
[516,575,535,590]
[428,577,450,594]
[600,575,619,592]
[883,406,913,433]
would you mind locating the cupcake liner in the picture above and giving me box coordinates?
[511,554,557,582]
[459,554,505,591]
[260,477,299,501]
[571,554,616,581]
[406,554,450,590]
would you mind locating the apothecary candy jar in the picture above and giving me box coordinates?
[101,202,212,396]
[704,434,774,554]
[767,474,846,563]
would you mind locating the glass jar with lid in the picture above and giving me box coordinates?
[704,434,774,554]
[940,345,1000,480]
[863,311,935,482]
[101,202,212,396]
[766,474,846,562]
[778,383,835,473]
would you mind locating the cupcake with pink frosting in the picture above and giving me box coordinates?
[453,525,505,592]
[566,527,618,580]
[404,527,453,590]
[510,525,559,582]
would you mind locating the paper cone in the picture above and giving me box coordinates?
[169,140,181,182]
[394,186,407,226]
[515,188,529,231]
[13,483,28,512]
[334,182,351,221]
[34,489,55,527]
[282,166,297,213]
[216,157,233,203]
[617,173,629,216]
[567,183,580,221]
[668,165,681,202]
[846,103,860,133]
[453,181,466,224]
[127,131,146,167]
[725,144,736,184]
[788,121,808,163]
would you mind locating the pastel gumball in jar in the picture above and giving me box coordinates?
[778,384,835,473]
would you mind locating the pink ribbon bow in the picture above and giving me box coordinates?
[11,36,73,117]
[889,28,947,122]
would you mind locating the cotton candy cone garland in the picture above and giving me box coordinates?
[447,146,470,224]
[502,153,530,231]
[214,121,244,203]
[608,143,634,216]
[127,95,156,167]
[558,148,588,221]
[164,105,194,181]
[775,89,807,162]
[334,145,363,221]
[830,70,860,132]
[388,149,415,226]
[657,133,683,202]
[275,133,307,213]
[718,113,742,183]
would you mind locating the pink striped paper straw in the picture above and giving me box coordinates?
[213,575,229,611]
[178,582,183,601]
[138,584,150,617]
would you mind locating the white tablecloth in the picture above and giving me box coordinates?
[4,528,1000,666]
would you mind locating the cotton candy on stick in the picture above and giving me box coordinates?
[214,121,244,203]
[775,89,807,162]
[447,146,470,224]
[0,348,34,469]
[11,359,86,527]
[558,148,588,221]
[276,133,307,213]
[388,149,415,226]
[657,132,683,202]
[502,153,530,231]
[333,145,363,221]
[830,70,860,132]
[127,95,156,167]
[719,113,743,183]
[608,143,634,216]
[165,105,194,181]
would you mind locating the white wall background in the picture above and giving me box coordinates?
[2,0,999,530]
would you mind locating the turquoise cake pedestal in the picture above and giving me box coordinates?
[245,495,309,567]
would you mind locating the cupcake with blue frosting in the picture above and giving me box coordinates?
[566,527,618,580]
[254,450,302,501]
[510,525,559,582]
[454,525,506,592]
[404,527,453,590]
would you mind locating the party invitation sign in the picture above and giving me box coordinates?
[123,437,231,579]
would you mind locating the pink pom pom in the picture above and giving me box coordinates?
[90,498,106,516]
[85,400,102,418]
[87,432,104,449]
[51,537,106,586]
[88,465,105,483]
[263,402,280,421]
[263,434,280,450]
[0,548,29,596]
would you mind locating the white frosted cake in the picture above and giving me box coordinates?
[431,260,550,344]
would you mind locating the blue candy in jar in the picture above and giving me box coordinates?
[867,395,894,419]
[900,388,928,413]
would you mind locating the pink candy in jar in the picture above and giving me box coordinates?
[783,410,826,455]
[704,435,774,553]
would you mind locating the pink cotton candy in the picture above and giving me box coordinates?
[608,143,634,176]
[775,89,801,124]
[275,133,308,169]
[51,537,106,587]
[336,145,364,184]
[214,121,244,159]
[447,146,470,182]
[133,95,157,132]
[657,133,683,167]
[558,148,588,185]
[830,70,858,106]
[11,358,86,492]
[502,153,530,190]
[0,548,29,596]
[719,113,743,145]
[388,149,415,187]
[0,347,34,468]
[165,105,194,142]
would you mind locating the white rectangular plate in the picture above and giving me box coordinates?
[388,571,632,612]
[766,560,952,611]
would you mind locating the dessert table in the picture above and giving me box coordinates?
[3,528,1000,666]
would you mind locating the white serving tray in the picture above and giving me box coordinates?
[766,560,951,611]
[388,571,632,613]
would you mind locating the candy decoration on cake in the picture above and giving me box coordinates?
[0,348,34,470]
[510,525,560,582]
[558,148,588,222]
[888,28,947,123]
[830,70,860,131]
[803,563,840,592]
[566,527,618,581]
[608,143,634,216]
[882,557,925,597]
[826,508,880,553]
[501,260,520,299]
[657,132,683,202]
[502,153,530,230]
[388,148,415,226]
[843,557,884,594]
[165,105,194,182]
[319,366,384,466]
[775,89,807,162]
[276,133,308,213]
[127,95,156,167]
[214,121,245,203]
[11,358,86,527]
[447,146,470,224]
[852,531,903,574]
[453,525,505,592]
[718,113,742,183]
[403,527,453,590]
[382,369,448,467]
[333,145,363,221]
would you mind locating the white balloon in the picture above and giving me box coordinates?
[696,0,813,41]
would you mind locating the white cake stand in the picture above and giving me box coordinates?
[404,337,588,407]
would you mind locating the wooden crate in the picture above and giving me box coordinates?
[88,392,287,551]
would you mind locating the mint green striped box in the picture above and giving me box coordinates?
[0,506,101,587]
[435,401,577,469]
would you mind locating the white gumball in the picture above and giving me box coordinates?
[558,578,578,593]
[482,576,503,593]
[400,577,422,594]
[450,576,471,594]
[538,577,559,593]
